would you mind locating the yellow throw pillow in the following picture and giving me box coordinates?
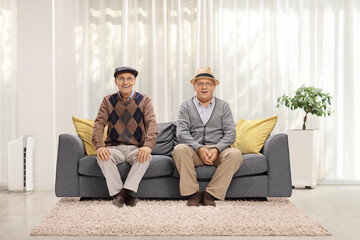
[231,115,278,154]
[72,116,107,156]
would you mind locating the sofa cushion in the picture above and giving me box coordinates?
[152,122,175,156]
[79,155,174,179]
[232,116,277,154]
[72,116,107,156]
[173,153,268,179]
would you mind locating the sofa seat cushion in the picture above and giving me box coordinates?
[79,155,174,179]
[173,153,267,180]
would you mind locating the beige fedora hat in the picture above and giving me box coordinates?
[190,67,219,86]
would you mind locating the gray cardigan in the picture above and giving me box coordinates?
[176,97,236,153]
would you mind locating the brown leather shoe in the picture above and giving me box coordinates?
[187,191,203,206]
[202,191,216,207]
[112,194,125,208]
[125,195,138,207]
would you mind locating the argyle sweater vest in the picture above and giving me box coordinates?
[92,92,158,149]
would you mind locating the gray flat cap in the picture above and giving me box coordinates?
[114,66,138,78]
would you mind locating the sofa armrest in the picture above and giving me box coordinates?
[55,134,85,197]
[263,133,292,197]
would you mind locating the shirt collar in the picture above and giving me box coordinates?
[194,96,215,107]
[118,89,135,101]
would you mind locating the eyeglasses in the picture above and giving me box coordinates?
[195,82,214,87]
[117,77,134,83]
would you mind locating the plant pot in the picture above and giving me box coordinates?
[287,129,320,188]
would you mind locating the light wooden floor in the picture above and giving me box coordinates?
[0,185,359,240]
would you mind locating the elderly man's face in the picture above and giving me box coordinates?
[115,72,136,97]
[194,79,216,103]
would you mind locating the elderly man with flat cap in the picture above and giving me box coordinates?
[172,67,243,207]
[92,66,158,208]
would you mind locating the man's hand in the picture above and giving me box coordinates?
[208,148,219,163]
[137,146,152,163]
[198,147,213,165]
[96,147,111,161]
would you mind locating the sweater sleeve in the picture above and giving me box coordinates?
[142,96,159,149]
[177,101,203,152]
[214,102,236,153]
[92,97,109,149]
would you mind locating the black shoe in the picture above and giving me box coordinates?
[202,191,216,207]
[125,195,139,207]
[187,191,203,206]
[112,193,125,208]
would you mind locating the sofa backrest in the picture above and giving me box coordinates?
[152,122,175,156]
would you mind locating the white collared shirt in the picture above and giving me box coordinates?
[193,96,215,125]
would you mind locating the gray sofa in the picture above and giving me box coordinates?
[55,122,292,199]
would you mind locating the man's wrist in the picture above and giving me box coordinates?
[197,146,205,154]
[211,147,219,155]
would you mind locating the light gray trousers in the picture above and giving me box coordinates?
[97,145,151,196]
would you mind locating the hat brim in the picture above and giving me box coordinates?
[114,68,138,78]
[190,77,219,86]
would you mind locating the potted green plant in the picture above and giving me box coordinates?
[276,85,333,188]
[276,85,333,130]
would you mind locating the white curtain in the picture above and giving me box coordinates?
[54,0,360,182]
[0,0,17,186]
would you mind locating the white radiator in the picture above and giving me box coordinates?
[8,135,35,192]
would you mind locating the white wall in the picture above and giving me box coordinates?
[17,0,55,190]
[53,0,78,137]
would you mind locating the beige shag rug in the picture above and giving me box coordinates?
[31,198,331,236]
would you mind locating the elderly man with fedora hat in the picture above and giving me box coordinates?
[172,67,243,207]
[92,66,158,208]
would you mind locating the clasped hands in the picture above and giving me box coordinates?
[96,146,152,163]
[198,147,219,165]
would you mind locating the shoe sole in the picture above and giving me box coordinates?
[112,199,124,208]
[126,198,138,207]
[202,202,216,207]
[187,203,201,206]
